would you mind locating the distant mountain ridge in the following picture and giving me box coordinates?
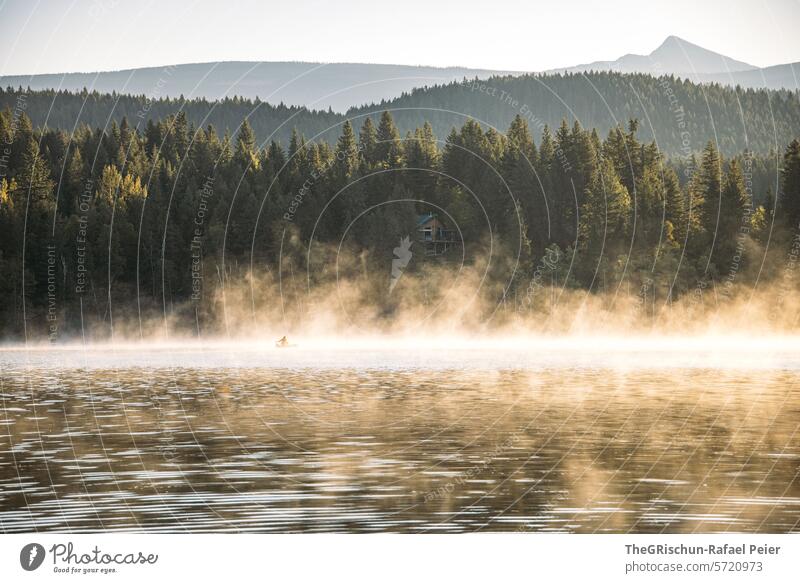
[548,35,798,90]
[701,61,800,91]
[0,61,522,114]
[1,37,797,113]
[553,35,756,75]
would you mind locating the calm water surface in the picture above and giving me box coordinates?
[1,345,799,533]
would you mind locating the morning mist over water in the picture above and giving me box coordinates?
[1,344,799,533]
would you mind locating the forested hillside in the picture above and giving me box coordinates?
[350,73,800,157]
[1,101,799,339]
[3,69,799,158]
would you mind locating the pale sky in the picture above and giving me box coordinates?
[1,0,799,75]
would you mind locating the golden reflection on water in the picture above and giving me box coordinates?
[0,354,799,532]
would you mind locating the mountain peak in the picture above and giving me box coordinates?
[553,35,758,77]
[660,34,686,45]
[652,35,706,55]
[655,35,697,52]
[648,35,756,73]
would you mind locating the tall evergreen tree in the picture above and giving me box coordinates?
[375,111,404,168]
[662,165,686,247]
[358,117,378,168]
[687,141,722,255]
[779,138,800,229]
[716,158,751,264]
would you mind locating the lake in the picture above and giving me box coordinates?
[1,339,799,533]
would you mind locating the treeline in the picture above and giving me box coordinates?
[0,86,344,151]
[351,72,800,158]
[0,104,799,339]
[3,69,800,158]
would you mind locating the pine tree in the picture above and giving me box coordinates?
[687,141,722,252]
[577,155,631,284]
[333,120,358,181]
[716,158,751,263]
[570,121,596,210]
[16,138,54,201]
[662,165,686,247]
[375,111,403,168]
[634,164,663,248]
[550,120,575,244]
[599,156,632,241]
[779,138,800,229]
[533,125,556,246]
[503,115,540,249]
[405,122,439,199]
[235,119,259,170]
[358,117,378,168]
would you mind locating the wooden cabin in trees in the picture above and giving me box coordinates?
[417,213,458,256]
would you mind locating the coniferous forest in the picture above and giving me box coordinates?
[1,83,800,340]
[4,70,800,157]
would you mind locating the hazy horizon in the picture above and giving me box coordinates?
[1,0,799,76]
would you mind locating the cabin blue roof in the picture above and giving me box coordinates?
[417,213,436,226]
